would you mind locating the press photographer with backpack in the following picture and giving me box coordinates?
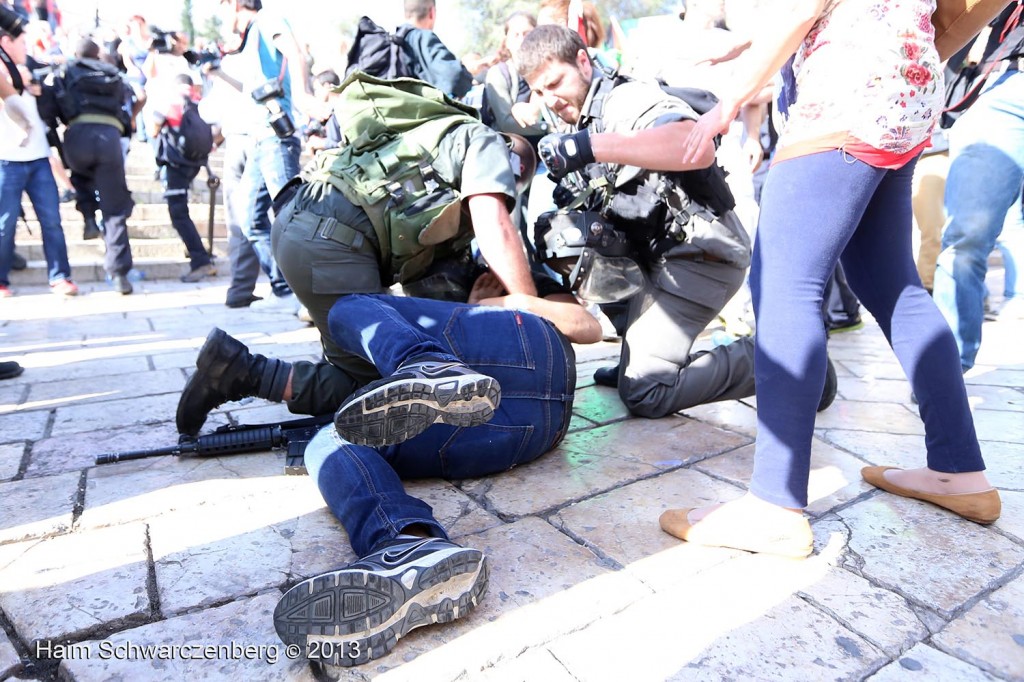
[208,0,330,312]
[151,73,216,283]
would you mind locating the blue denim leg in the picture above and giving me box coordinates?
[237,135,300,296]
[750,152,983,510]
[22,158,72,283]
[935,71,1024,369]
[303,426,447,557]
[997,201,1022,298]
[0,160,28,286]
[316,294,576,552]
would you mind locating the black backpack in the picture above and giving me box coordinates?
[345,16,416,80]
[53,58,131,131]
[158,100,214,166]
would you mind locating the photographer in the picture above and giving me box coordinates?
[0,6,76,297]
[210,0,330,313]
[519,26,836,418]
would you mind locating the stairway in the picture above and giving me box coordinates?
[10,142,228,285]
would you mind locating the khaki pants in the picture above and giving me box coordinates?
[911,151,949,291]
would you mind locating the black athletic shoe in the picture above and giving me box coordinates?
[273,536,488,667]
[817,356,838,412]
[334,358,500,446]
[826,314,864,333]
[593,365,619,388]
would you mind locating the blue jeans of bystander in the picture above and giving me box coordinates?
[0,157,72,286]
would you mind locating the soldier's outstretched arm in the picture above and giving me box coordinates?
[466,193,538,297]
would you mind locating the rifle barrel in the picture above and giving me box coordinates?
[94,442,196,465]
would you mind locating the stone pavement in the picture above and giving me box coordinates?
[0,273,1022,682]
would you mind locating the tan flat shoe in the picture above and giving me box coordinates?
[659,501,813,559]
[861,466,1001,524]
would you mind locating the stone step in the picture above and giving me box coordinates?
[16,236,231,262]
[6,254,229,285]
[16,218,229,243]
[20,202,226,224]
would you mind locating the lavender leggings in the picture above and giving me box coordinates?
[748,150,984,509]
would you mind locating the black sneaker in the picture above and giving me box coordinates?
[826,314,864,333]
[817,356,838,412]
[334,358,500,446]
[273,536,488,667]
[593,365,619,388]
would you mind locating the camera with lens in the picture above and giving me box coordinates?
[251,79,296,139]
[149,28,176,54]
[0,5,26,38]
[183,48,221,70]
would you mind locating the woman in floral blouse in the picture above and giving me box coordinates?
[660,0,1000,558]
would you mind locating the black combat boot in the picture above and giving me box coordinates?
[83,215,102,240]
[176,328,292,437]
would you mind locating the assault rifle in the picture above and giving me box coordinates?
[93,414,332,475]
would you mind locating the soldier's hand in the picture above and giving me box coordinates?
[538,129,594,180]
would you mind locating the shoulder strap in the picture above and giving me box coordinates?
[0,45,25,94]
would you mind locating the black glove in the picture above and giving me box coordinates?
[538,129,595,180]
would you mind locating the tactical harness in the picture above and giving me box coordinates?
[562,69,744,265]
[304,73,481,285]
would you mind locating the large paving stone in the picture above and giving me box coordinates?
[59,593,315,682]
[553,467,744,589]
[2,355,152,391]
[797,567,928,657]
[0,442,25,481]
[841,359,913,381]
[678,399,757,437]
[994,490,1024,542]
[0,630,21,679]
[27,368,185,406]
[837,377,917,404]
[0,471,79,544]
[838,496,1024,618]
[462,416,748,517]
[964,383,1024,413]
[26,421,184,478]
[570,385,631,424]
[467,647,577,682]
[547,552,884,681]
[363,517,649,679]
[404,480,503,541]
[812,400,925,435]
[866,643,1001,681]
[51,393,183,436]
[0,523,150,642]
[932,573,1024,680]
[694,438,874,516]
[0,409,51,443]
[972,408,1024,444]
[81,451,289,529]
[964,367,1024,388]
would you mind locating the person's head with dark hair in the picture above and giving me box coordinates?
[517,24,591,125]
[75,37,101,60]
[314,69,340,87]
[498,11,536,63]
[219,0,261,36]
[404,0,436,29]
[312,69,340,101]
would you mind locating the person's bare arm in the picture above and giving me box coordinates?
[273,30,330,123]
[590,119,716,171]
[466,193,537,297]
[682,0,826,164]
[468,273,601,343]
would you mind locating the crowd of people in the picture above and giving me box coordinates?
[1,0,1018,673]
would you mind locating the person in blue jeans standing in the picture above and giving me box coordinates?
[934,47,1024,369]
[0,20,76,298]
[271,279,597,669]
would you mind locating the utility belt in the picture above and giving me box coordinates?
[69,113,125,135]
[285,208,377,254]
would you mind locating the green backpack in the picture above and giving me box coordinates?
[308,72,481,284]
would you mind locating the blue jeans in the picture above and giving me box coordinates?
[302,294,576,556]
[934,70,1024,369]
[0,157,72,286]
[234,134,299,297]
[750,151,984,509]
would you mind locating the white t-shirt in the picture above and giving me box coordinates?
[1,91,50,162]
